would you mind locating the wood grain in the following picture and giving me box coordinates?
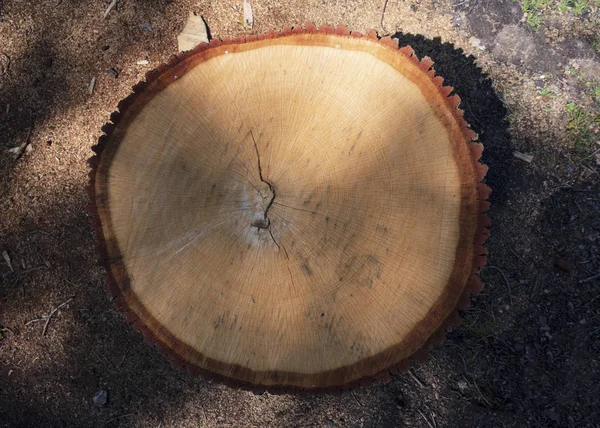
[89,26,490,389]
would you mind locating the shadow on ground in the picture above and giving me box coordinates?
[1,24,598,428]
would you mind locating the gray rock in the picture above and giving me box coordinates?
[93,390,108,407]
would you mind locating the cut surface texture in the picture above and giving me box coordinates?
[90,28,490,389]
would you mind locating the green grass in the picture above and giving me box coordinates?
[517,0,549,30]
[558,0,570,10]
[566,102,600,152]
[593,36,600,53]
[559,0,591,14]
[515,0,595,30]
[572,0,591,14]
[593,85,600,104]
[538,86,556,98]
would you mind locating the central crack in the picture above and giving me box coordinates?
[248,131,291,273]
[250,130,276,230]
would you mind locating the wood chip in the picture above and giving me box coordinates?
[2,250,13,271]
[243,0,254,29]
[177,12,209,52]
[7,144,26,157]
[7,113,33,159]
[88,76,96,95]
[513,151,534,163]
[136,60,149,66]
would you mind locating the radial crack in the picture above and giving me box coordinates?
[267,227,281,251]
[250,130,276,228]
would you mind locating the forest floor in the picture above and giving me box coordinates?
[1,0,599,427]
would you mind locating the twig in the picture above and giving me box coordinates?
[104,414,135,424]
[580,272,600,283]
[530,274,541,298]
[20,265,47,274]
[0,52,10,74]
[492,336,515,354]
[450,59,471,87]
[484,266,513,305]
[88,76,96,95]
[28,229,52,236]
[119,345,132,367]
[460,354,472,377]
[380,0,389,34]
[510,249,527,265]
[1,325,15,335]
[417,409,435,428]
[424,404,439,428]
[94,350,116,369]
[469,377,493,408]
[42,298,73,336]
[578,261,594,275]
[103,0,118,19]
[572,197,583,214]
[408,369,425,388]
[0,326,15,337]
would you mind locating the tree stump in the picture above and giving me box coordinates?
[88,25,490,389]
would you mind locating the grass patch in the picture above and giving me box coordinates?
[593,85,600,104]
[517,0,549,30]
[538,86,556,98]
[559,0,592,14]
[566,102,600,153]
[593,35,600,53]
[515,0,595,30]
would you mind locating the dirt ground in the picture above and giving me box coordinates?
[1,0,599,427]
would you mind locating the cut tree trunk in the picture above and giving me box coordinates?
[88,24,490,390]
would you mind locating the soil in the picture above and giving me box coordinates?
[1,0,599,427]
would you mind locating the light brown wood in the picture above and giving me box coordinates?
[92,30,488,389]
